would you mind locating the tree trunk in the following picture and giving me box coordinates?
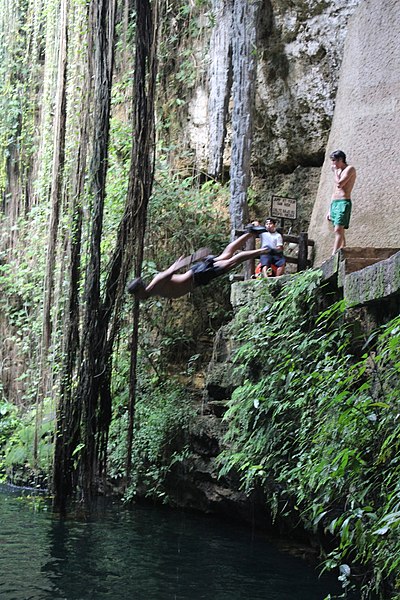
[41,0,68,356]
[75,0,117,505]
[52,0,158,510]
[4,138,21,253]
[80,0,158,490]
[124,0,158,483]
[31,0,69,469]
[52,44,91,514]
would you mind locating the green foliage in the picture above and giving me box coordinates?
[108,373,195,502]
[0,206,49,406]
[81,160,234,521]
[218,271,400,599]
[149,165,230,256]
[0,399,54,486]
[0,401,21,476]
[0,0,43,192]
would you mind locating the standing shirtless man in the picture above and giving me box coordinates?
[326,149,357,254]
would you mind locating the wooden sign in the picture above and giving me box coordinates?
[271,195,297,220]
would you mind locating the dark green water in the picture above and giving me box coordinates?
[0,484,344,600]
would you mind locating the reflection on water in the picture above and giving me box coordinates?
[0,484,344,600]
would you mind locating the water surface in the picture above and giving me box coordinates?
[0,485,344,600]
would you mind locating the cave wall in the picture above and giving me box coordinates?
[185,0,361,233]
[182,0,400,263]
[252,0,360,231]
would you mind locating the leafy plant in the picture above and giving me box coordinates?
[217,272,400,599]
[1,399,54,488]
[108,374,195,502]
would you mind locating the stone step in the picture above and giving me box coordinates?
[343,257,387,274]
[321,247,400,285]
[341,247,399,260]
[344,250,400,307]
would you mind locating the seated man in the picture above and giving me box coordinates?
[259,217,286,277]
[127,225,269,300]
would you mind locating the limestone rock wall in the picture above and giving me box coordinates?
[250,0,359,230]
[308,0,400,264]
[185,0,360,232]
[254,0,360,171]
[169,0,399,249]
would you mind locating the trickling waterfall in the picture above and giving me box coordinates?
[229,0,261,236]
[207,0,233,180]
[207,0,261,237]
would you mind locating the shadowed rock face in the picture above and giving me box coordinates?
[308,0,400,264]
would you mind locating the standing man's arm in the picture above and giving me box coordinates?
[335,165,356,189]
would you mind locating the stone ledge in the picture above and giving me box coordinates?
[231,248,400,311]
[320,247,400,290]
[319,252,341,284]
[344,250,400,307]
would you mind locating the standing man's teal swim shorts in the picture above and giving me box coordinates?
[330,199,352,229]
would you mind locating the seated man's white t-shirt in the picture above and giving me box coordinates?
[260,230,283,250]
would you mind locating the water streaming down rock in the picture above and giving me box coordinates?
[200,1,361,233]
[207,0,261,236]
[207,0,233,180]
[229,0,261,236]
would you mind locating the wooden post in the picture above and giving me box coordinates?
[297,232,308,271]
[245,234,255,279]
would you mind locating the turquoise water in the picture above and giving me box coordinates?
[0,484,345,600]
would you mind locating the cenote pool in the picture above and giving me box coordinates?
[0,484,349,600]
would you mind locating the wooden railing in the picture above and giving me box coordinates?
[282,232,314,272]
[236,231,314,280]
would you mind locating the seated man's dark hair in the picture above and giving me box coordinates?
[329,149,347,162]
[265,217,277,224]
